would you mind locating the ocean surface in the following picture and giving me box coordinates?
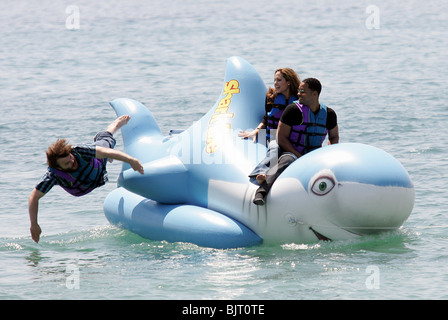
[1,0,447,300]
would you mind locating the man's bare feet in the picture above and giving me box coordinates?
[106,115,130,134]
[256,174,266,185]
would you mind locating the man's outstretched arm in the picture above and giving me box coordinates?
[28,188,45,243]
[95,146,144,174]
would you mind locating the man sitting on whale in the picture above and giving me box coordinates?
[28,115,145,243]
[253,78,339,205]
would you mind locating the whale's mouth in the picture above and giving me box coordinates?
[309,227,331,241]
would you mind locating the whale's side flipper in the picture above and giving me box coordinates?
[104,188,262,249]
[118,156,190,204]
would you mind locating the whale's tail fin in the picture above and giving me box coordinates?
[109,98,164,164]
[110,98,191,203]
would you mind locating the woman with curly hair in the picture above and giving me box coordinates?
[239,68,300,184]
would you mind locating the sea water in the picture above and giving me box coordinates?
[1,0,448,300]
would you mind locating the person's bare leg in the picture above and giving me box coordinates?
[105,115,130,163]
[106,115,130,135]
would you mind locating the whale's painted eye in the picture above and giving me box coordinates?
[311,176,335,196]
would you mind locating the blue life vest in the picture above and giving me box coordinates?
[288,102,328,155]
[266,93,298,142]
[51,151,107,197]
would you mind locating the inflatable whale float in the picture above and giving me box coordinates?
[103,56,415,248]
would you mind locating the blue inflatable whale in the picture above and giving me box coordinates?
[103,56,415,248]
